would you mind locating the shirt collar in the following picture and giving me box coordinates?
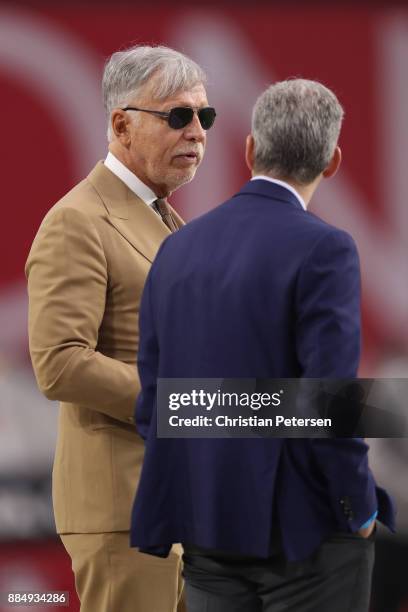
[104,151,157,205]
[251,175,306,211]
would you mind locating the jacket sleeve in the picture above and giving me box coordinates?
[25,206,140,424]
[295,228,379,531]
[134,261,160,440]
[295,229,361,378]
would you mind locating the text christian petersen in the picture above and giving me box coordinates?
[166,389,332,429]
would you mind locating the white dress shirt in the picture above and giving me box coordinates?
[104,152,157,206]
[251,175,306,211]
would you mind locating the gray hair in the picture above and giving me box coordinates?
[103,44,206,141]
[252,79,344,184]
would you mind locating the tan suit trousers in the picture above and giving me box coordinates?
[61,533,185,612]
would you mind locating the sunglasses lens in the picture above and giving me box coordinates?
[167,107,217,130]
[168,108,194,129]
[198,107,216,130]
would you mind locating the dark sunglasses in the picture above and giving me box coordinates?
[121,105,216,130]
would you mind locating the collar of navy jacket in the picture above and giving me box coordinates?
[235,178,305,212]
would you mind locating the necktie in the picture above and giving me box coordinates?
[154,199,178,233]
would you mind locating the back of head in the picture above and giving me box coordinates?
[252,79,344,185]
[102,44,206,141]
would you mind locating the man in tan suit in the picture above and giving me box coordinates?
[25,45,216,612]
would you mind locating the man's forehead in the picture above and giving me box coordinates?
[140,81,208,107]
[163,85,208,105]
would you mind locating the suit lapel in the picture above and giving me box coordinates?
[87,161,180,263]
[168,205,184,230]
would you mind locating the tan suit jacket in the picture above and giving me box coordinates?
[26,161,183,534]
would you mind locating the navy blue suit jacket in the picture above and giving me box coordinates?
[130,179,395,562]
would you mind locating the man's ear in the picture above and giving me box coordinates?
[111,109,132,146]
[323,146,342,179]
[245,134,255,173]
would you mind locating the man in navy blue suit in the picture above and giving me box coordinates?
[130,79,395,611]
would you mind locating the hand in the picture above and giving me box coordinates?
[357,520,376,539]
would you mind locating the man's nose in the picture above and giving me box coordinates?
[183,113,206,142]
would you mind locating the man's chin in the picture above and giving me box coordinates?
[168,168,197,193]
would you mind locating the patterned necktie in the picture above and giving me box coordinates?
[154,198,178,233]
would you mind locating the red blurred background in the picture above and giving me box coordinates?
[0,3,407,611]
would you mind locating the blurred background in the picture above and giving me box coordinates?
[0,1,407,610]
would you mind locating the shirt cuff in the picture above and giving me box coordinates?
[359,510,378,530]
